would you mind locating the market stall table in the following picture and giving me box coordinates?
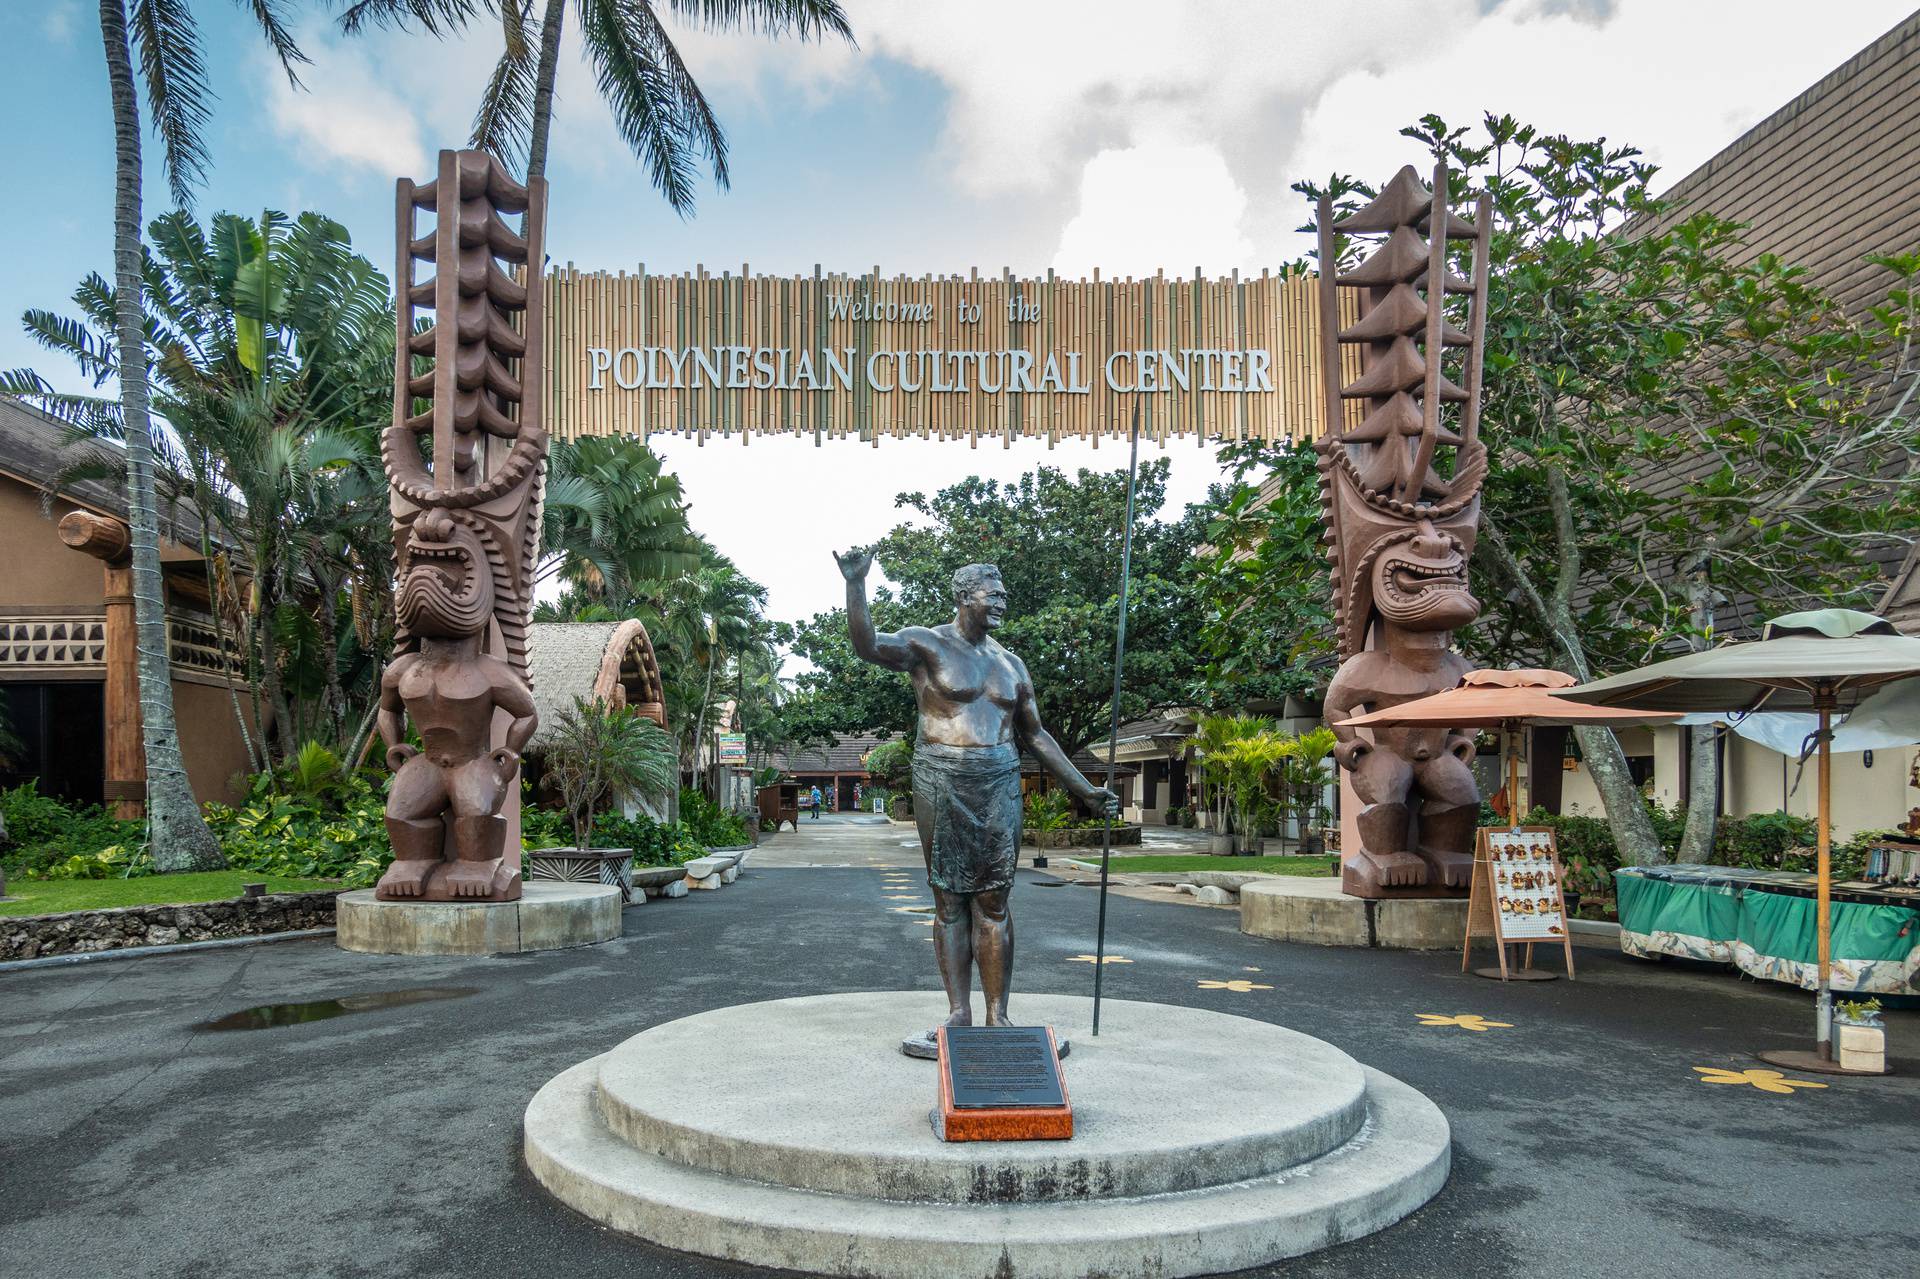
[1616,862,1920,995]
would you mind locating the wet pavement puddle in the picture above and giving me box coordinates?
[195,986,480,1031]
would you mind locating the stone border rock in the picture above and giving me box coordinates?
[0,890,342,963]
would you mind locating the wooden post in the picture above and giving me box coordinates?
[1815,687,1834,1059]
[58,511,142,818]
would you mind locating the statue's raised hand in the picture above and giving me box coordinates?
[834,547,874,582]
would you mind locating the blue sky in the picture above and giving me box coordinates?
[4,0,1914,625]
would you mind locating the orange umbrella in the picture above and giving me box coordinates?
[1336,669,1678,819]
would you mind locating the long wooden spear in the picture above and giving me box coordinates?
[1091,403,1142,1036]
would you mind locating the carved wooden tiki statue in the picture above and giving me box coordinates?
[374,151,547,902]
[1316,164,1492,899]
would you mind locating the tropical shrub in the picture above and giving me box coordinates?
[592,810,707,866]
[864,740,914,794]
[204,770,391,886]
[542,698,679,849]
[520,804,572,850]
[1024,790,1073,832]
[1714,811,1818,868]
[0,783,143,875]
[678,787,751,847]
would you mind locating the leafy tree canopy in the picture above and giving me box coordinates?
[781,460,1205,757]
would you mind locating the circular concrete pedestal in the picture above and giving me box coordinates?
[335,883,619,956]
[523,992,1449,1278]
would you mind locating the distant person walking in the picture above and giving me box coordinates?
[810,785,823,819]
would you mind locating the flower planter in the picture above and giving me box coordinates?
[528,847,636,903]
[1208,833,1235,856]
[1836,1022,1886,1073]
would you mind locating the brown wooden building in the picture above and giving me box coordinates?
[0,400,256,811]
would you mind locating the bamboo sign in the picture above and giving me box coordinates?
[543,265,1359,446]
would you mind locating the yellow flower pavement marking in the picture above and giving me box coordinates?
[883,894,924,901]
[917,919,936,927]
[1065,954,1133,965]
[1198,979,1273,992]
[1692,1067,1829,1095]
[1242,966,1262,973]
[1413,1014,1513,1032]
[890,905,933,914]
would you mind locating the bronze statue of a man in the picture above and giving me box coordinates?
[836,553,1118,1049]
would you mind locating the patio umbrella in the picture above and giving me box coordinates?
[1338,669,1677,982]
[1554,608,1920,1074]
[1337,668,1678,820]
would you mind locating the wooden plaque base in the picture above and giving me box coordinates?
[932,1026,1073,1142]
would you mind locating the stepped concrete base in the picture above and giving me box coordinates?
[1241,877,1467,950]
[523,992,1449,1278]
[335,883,619,956]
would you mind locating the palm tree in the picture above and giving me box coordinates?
[79,1,308,870]
[8,210,399,770]
[340,0,854,203]
[539,434,703,597]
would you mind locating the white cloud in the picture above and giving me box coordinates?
[1282,0,1918,257]
[1051,141,1251,277]
[262,38,428,179]
[41,2,78,44]
[812,0,1916,269]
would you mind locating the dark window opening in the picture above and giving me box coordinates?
[0,681,106,806]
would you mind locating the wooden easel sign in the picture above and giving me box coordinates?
[1463,827,1576,981]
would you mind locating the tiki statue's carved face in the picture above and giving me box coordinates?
[1368,521,1477,633]
[397,510,493,639]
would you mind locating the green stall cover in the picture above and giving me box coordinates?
[1616,867,1919,994]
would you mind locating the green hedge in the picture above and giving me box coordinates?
[678,788,751,847]
[1520,804,1883,899]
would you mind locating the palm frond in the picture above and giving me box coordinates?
[130,0,213,205]
[1,373,125,437]
[630,1,730,193]
[21,311,118,385]
[579,0,703,214]
[471,31,538,169]
[660,0,853,44]
[337,0,486,36]
[237,0,311,85]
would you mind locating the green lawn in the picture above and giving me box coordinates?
[1088,854,1337,876]
[0,872,341,917]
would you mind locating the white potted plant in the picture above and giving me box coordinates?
[1834,998,1886,1074]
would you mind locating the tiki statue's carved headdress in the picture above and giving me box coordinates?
[1315,164,1492,660]
[385,150,548,678]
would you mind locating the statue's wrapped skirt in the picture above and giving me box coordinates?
[912,741,1023,895]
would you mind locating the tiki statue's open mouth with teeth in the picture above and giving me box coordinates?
[1370,525,1477,632]
[398,510,493,639]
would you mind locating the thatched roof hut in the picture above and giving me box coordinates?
[526,620,668,750]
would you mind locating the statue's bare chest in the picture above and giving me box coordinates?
[399,659,494,712]
[919,641,1021,709]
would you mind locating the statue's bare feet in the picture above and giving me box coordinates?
[376,858,438,898]
[943,1007,973,1029]
[443,857,505,898]
[1352,849,1429,888]
[984,1006,1012,1027]
[1424,847,1474,888]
